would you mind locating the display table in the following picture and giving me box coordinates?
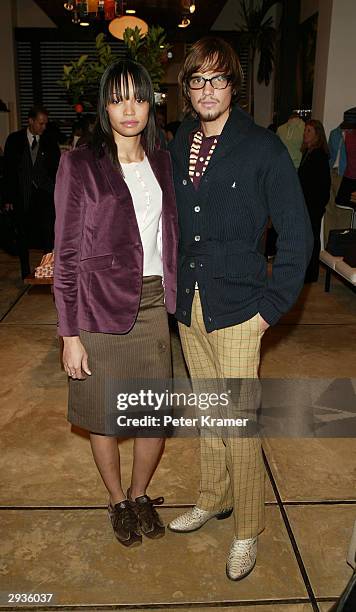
[23,274,53,286]
[319,250,356,292]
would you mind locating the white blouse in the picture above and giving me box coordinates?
[121,156,163,277]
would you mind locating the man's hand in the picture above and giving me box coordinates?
[258,314,270,333]
[62,336,91,380]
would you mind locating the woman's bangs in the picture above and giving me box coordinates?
[129,68,152,102]
[105,65,152,103]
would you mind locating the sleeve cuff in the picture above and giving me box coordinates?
[258,298,283,327]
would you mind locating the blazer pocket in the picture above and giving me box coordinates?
[79,254,115,273]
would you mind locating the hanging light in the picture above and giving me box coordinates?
[66,0,145,26]
[77,0,90,25]
[78,0,89,15]
[104,0,116,20]
[87,0,98,13]
[189,1,196,14]
[109,15,148,39]
[178,16,190,28]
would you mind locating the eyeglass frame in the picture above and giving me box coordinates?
[187,74,232,90]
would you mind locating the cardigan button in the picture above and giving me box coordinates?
[185,288,190,294]
[182,179,187,185]
[194,235,201,242]
[194,206,200,213]
[182,310,187,316]
[189,261,196,269]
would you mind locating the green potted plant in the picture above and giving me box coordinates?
[59,26,170,111]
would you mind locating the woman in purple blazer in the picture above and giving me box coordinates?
[54,60,178,547]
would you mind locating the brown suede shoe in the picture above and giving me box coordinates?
[129,492,165,539]
[108,499,142,547]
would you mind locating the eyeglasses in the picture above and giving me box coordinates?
[188,75,231,90]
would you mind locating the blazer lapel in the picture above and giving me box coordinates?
[147,150,176,218]
[147,150,162,186]
[97,152,132,204]
[97,151,141,238]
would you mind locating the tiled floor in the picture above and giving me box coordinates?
[0,251,355,611]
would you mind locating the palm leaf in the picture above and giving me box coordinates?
[257,26,276,85]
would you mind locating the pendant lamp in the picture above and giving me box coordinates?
[109,15,148,40]
[104,0,116,20]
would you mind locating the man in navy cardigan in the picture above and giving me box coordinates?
[168,37,313,580]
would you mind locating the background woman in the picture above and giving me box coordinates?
[298,119,331,282]
[54,59,178,547]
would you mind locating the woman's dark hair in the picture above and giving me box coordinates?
[92,59,156,168]
[301,119,329,156]
[179,36,244,116]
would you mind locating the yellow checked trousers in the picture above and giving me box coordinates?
[179,292,265,539]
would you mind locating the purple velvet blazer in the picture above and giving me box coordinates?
[54,146,178,336]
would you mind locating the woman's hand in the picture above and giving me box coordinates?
[62,336,92,380]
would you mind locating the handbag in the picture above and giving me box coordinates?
[336,176,356,205]
[34,251,54,278]
[326,229,356,263]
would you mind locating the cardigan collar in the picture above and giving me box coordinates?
[170,105,254,176]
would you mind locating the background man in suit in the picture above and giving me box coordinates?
[3,105,60,278]
[167,37,313,581]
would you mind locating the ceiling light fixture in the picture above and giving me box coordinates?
[178,17,190,28]
[109,15,148,39]
[189,1,196,14]
[72,10,80,23]
[87,0,99,11]
[65,0,148,34]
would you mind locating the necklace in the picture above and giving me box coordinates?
[189,130,218,181]
[123,158,150,223]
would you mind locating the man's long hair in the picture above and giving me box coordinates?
[179,37,244,116]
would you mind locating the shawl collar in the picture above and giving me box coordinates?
[170,105,254,178]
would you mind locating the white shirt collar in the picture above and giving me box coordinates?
[27,128,38,147]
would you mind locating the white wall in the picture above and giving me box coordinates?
[313,0,356,136]
[0,0,18,134]
[212,0,280,127]
[300,0,319,23]
[0,0,57,138]
[15,0,56,28]
[212,0,245,30]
